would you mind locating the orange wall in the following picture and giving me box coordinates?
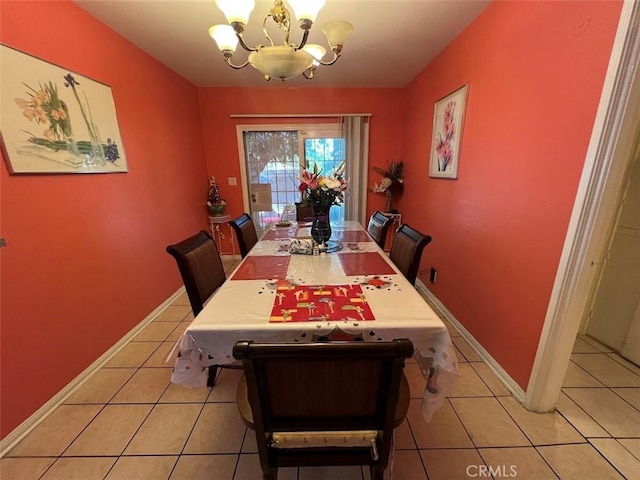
[198,86,406,246]
[400,1,622,389]
[0,1,207,438]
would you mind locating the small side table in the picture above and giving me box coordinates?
[208,215,236,257]
[381,212,402,252]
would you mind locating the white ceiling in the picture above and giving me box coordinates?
[74,0,490,88]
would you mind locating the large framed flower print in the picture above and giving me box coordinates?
[429,85,468,179]
[0,44,127,174]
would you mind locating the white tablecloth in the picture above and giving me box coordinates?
[172,221,458,420]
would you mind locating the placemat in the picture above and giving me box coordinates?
[231,256,290,280]
[336,230,373,242]
[269,284,375,322]
[262,228,297,240]
[338,252,396,276]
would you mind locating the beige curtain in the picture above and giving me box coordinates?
[341,116,370,226]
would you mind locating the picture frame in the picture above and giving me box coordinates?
[429,84,468,179]
[0,44,128,174]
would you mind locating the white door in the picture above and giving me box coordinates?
[586,155,640,363]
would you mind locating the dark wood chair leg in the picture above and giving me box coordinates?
[207,365,218,387]
[262,468,277,480]
[371,465,385,480]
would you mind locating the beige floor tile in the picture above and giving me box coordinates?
[440,318,462,337]
[104,342,160,368]
[420,448,484,480]
[394,419,416,450]
[612,387,640,410]
[408,399,473,449]
[448,363,493,397]
[65,368,136,404]
[579,335,614,353]
[537,443,624,479]
[167,322,189,342]
[110,368,172,403]
[40,457,116,480]
[0,457,56,480]
[563,388,640,437]
[298,465,363,479]
[155,305,191,322]
[453,344,468,363]
[104,456,178,480]
[556,391,610,438]
[207,368,243,402]
[452,337,482,362]
[469,362,512,396]
[124,404,202,455]
[618,438,640,461]
[241,428,258,453]
[234,454,298,480]
[64,404,152,456]
[7,405,102,456]
[607,353,640,376]
[171,291,190,306]
[143,341,179,367]
[170,454,237,480]
[159,382,211,403]
[562,361,606,388]
[590,438,640,480]
[478,446,557,479]
[498,396,585,445]
[183,404,246,454]
[403,363,426,399]
[389,449,427,479]
[133,321,181,342]
[571,354,640,387]
[573,336,600,353]
[450,397,530,447]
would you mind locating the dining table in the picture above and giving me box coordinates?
[171,220,459,420]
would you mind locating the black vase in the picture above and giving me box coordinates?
[311,205,332,245]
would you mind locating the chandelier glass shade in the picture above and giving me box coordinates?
[209,0,353,81]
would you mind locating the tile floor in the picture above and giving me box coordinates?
[1,257,639,479]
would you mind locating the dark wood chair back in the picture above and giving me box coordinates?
[233,339,414,480]
[166,230,225,316]
[389,224,432,285]
[295,202,314,222]
[229,213,259,258]
[367,211,394,249]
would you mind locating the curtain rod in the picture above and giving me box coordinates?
[229,113,372,118]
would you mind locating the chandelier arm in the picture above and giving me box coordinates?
[296,29,310,50]
[224,57,250,70]
[316,51,341,66]
[236,34,259,52]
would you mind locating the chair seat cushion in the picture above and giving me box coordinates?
[237,371,410,430]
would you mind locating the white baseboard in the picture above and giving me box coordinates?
[415,280,526,402]
[0,287,185,458]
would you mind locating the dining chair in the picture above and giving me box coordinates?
[233,338,414,480]
[229,213,259,258]
[295,202,314,222]
[367,211,394,249]
[389,224,432,285]
[166,230,233,386]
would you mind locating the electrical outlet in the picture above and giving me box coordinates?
[228,177,237,186]
[429,267,437,283]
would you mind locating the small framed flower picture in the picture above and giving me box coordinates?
[429,85,468,179]
[0,44,127,174]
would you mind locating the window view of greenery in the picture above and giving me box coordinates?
[244,131,345,232]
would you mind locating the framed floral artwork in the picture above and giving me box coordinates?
[429,85,468,179]
[0,44,127,174]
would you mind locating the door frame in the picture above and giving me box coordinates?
[525,0,640,411]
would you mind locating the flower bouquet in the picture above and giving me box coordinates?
[371,161,404,212]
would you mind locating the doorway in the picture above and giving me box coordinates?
[236,124,346,236]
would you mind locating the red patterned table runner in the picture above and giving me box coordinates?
[231,256,290,280]
[269,283,375,322]
[338,252,397,276]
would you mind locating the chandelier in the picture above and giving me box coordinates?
[209,0,353,81]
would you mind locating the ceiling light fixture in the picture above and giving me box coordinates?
[209,0,353,82]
